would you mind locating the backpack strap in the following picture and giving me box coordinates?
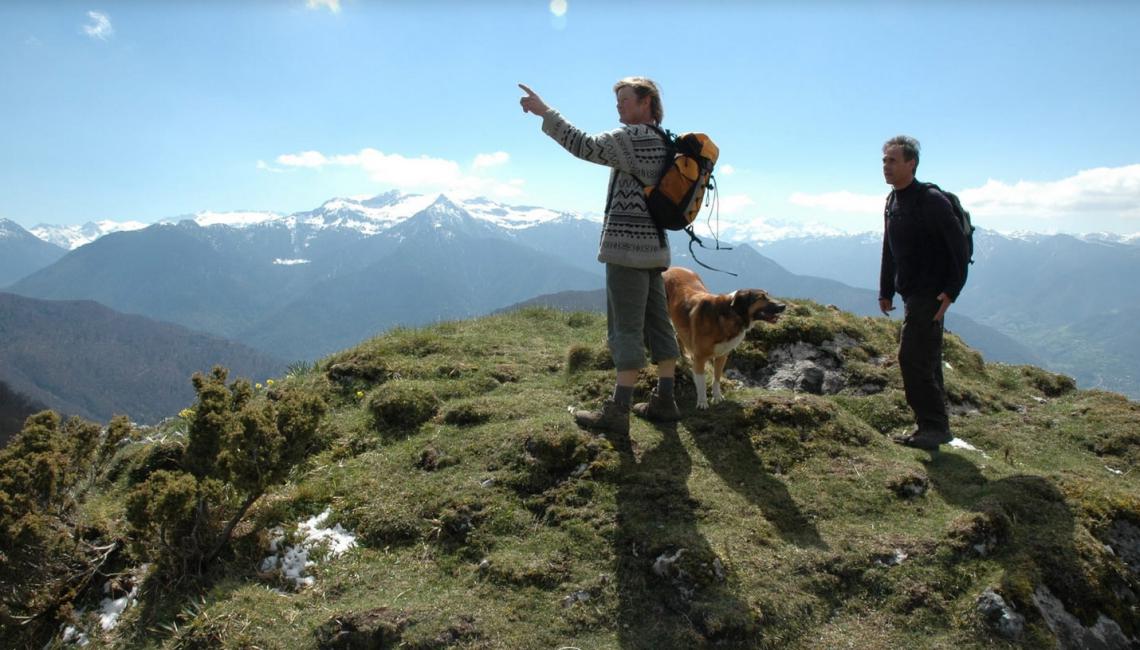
[632,124,675,187]
[686,227,738,277]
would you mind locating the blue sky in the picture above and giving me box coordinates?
[2,0,1139,239]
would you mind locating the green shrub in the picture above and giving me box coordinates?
[1022,366,1077,397]
[98,414,134,467]
[0,411,108,647]
[125,366,326,575]
[125,439,185,485]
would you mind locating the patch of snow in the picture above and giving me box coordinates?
[273,258,311,266]
[949,437,980,452]
[60,572,143,645]
[61,625,89,646]
[875,548,908,567]
[460,199,580,230]
[260,508,357,589]
[731,218,864,245]
[31,220,150,249]
[949,437,991,458]
[193,210,281,227]
[98,584,137,631]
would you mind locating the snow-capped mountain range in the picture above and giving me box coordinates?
[29,219,151,250]
[26,191,595,251]
[24,191,1138,253]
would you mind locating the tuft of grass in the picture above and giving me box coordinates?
[365,380,440,436]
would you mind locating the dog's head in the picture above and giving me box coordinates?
[731,289,786,325]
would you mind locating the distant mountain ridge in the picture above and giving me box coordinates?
[756,229,1140,398]
[8,193,604,363]
[30,219,150,250]
[0,292,287,428]
[0,378,47,448]
[7,191,1137,399]
[0,218,66,286]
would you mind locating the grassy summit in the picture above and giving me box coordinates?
[4,303,1138,649]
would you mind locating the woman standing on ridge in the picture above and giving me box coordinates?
[519,78,681,434]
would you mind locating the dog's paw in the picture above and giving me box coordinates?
[695,401,710,410]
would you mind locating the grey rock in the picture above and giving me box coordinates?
[1033,585,1136,650]
[1104,519,1140,577]
[976,588,1025,640]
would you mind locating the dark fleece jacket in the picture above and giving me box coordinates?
[879,180,969,302]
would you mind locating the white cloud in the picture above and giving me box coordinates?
[277,151,331,168]
[786,164,1140,228]
[83,11,113,41]
[550,0,568,18]
[473,151,510,168]
[789,190,885,215]
[959,164,1140,220]
[715,193,755,215]
[306,0,341,13]
[331,149,461,187]
[718,164,736,176]
[271,147,525,199]
[257,160,286,174]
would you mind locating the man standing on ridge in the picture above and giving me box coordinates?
[518,78,681,435]
[879,135,969,450]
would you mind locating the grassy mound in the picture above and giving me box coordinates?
[5,303,1138,649]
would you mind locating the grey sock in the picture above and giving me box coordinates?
[657,376,675,398]
[612,384,634,408]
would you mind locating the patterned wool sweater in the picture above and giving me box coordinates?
[541,109,671,269]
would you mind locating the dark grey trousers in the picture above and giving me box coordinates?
[899,294,949,433]
[605,264,679,371]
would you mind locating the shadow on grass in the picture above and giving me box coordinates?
[924,452,1138,644]
[686,401,827,550]
[610,422,760,648]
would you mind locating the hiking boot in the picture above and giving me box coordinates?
[632,390,681,422]
[571,399,630,436]
[892,427,953,450]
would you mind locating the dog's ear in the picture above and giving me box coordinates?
[731,290,758,321]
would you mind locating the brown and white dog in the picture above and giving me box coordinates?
[663,266,786,409]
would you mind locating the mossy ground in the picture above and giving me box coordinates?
[54,304,1140,648]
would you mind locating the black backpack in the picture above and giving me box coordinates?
[921,183,975,265]
[886,182,975,265]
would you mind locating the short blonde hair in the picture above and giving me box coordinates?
[613,77,664,125]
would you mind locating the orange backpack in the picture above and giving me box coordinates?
[643,127,720,232]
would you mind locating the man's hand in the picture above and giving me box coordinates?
[518,83,549,116]
[878,298,895,316]
[934,292,952,322]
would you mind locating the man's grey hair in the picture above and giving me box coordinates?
[883,135,920,168]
